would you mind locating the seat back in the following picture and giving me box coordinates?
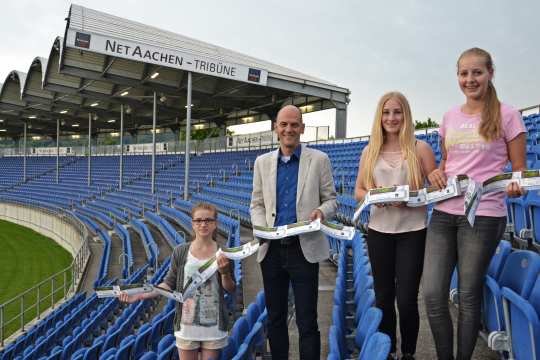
[358,332,391,360]
[499,250,540,298]
[487,240,511,280]
[355,307,383,351]
[246,303,260,328]
[133,323,152,358]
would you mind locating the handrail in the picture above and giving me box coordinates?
[0,200,90,348]
[0,126,443,157]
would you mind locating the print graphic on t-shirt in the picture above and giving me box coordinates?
[445,124,491,153]
[181,277,219,327]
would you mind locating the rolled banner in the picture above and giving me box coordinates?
[218,239,260,260]
[482,172,521,193]
[153,284,184,303]
[464,170,540,226]
[182,256,219,300]
[352,185,410,223]
[96,222,358,302]
[464,180,483,226]
[321,221,355,240]
[95,283,154,298]
[252,225,287,240]
[519,170,540,189]
[425,176,465,204]
[482,171,540,194]
[253,219,321,240]
[252,219,355,240]
[353,175,470,220]
[407,189,428,207]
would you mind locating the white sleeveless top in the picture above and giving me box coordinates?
[368,151,427,233]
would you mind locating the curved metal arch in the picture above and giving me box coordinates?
[0,70,27,101]
[21,56,50,96]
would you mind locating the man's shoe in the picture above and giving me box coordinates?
[401,354,415,360]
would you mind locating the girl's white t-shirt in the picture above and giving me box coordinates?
[176,251,227,341]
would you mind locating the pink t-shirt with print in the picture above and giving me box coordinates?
[435,103,526,217]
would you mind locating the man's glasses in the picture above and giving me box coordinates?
[192,218,216,225]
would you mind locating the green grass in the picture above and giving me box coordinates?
[0,219,72,339]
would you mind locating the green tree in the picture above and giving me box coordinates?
[179,127,223,141]
[414,117,439,129]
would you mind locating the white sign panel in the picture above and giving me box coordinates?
[125,142,167,153]
[228,130,277,148]
[66,29,268,86]
[31,147,72,155]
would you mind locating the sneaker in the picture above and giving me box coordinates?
[401,354,415,360]
[387,353,398,360]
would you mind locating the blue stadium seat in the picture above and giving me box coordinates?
[501,274,540,360]
[355,307,383,353]
[357,332,391,360]
[483,250,540,333]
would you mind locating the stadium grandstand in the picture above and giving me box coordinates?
[0,4,539,360]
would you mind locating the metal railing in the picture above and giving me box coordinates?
[0,126,445,158]
[0,202,90,347]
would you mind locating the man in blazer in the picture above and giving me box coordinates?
[250,105,337,359]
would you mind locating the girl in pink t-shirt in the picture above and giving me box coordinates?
[422,48,526,360]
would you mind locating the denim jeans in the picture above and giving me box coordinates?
[423,210,506,360]
[260,237,320,360]
[367,228,426,355]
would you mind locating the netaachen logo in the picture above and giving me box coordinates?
[75,32,91,49]
[248,68,261,83]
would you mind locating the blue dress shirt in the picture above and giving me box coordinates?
[274,145,301,226]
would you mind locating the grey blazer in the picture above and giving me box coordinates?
[250,144,337,263]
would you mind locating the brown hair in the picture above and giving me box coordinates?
[191,202,218,241]
[457,47,501,141]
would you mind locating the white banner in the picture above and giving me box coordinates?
[31,147,72,155]
[66,29,268,86]
[125,142,167,153]
[227,130,277,148]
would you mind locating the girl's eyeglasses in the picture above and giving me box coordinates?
[192,218,216,225]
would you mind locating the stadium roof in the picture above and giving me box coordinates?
[0,4,350,139]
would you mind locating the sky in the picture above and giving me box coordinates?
[0,0,539,138]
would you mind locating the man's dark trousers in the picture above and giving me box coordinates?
[260,236,320,359]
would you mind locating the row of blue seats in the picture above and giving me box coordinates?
[114,224,134,279]
[190,193,250,225]
[507,190,540,248]
[69,261,172,360]
[144,211,184,248]
[221,291,268,360]
[130,219,159,267]
[95,229,112,287]
[448,240,540,359]
[0,293,86,360]
[329,233,390,359]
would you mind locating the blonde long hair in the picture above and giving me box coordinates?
[361,92,423,189]
[458,47,501,142]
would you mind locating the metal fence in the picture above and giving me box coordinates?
[0,202,90,347]
[0,127,445,158]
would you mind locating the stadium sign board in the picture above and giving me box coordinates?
[227,130,277,148]
[66,29,268,86]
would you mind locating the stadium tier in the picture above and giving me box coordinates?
[1,124,540,359]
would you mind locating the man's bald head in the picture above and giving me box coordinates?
[275,105,304,154]
[276,105,303,123]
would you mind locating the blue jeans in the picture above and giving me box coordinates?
[260,237,320,360]
[423,210,506,360]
